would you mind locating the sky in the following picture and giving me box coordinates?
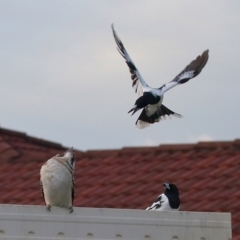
[0,0,240,151]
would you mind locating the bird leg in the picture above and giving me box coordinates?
[46,204,51,211]
[69,206,73,213]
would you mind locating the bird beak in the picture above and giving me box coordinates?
[128,106,139,116]
[163,183,170,189]
[64,147,73,154]
[131,109,139,116]
[128,108,134,114]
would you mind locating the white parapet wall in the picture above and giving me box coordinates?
[0,204,231,240]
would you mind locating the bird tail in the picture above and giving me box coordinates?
[136,105,182,129]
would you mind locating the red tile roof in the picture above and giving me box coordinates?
[0,127,239,238]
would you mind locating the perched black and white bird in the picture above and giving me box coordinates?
[40,148,75,213]
[112,25,209,128]
[146,183,180,211]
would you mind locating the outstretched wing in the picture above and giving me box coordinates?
[112,24,149,96]
[159,50,209,93]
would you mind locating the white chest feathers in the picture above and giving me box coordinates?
[156,194,177,211]
[146,193,180,211]
[40,158,74,209]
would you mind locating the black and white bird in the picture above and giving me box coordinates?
[146,183,180,211]
[40,148,75,213]
[112,25,209,128]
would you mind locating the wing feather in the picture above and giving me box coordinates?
[112,24,149,96]
[40,181,46,204]
[72,177,75,205]
[159,50,209,93]
[146,194,163,210]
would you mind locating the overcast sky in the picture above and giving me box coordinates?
[0,0,240,150]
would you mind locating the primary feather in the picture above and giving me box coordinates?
[112,25,209,128]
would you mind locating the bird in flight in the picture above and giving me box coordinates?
[146,183,180,211]
[112,25,209,128]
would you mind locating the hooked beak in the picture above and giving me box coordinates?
[128,106,139,116]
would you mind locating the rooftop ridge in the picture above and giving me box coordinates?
[83,139,240,156]
[196,140,240,149]
[0,126,239,154]
[0,127,65,150]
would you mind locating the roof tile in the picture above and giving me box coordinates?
[0,127,239,239]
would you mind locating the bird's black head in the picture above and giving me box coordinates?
[163,183,179,195]
[163,183,180,209]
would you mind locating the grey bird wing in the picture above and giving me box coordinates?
[159,50,209,93]
[146,194,163,210]
[40,180,46,204]
[72,178,75,204]
[112,24,149,97]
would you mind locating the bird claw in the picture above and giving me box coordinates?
[69,206,73,213]
[46,204,51,211]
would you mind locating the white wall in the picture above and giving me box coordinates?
[0,204,232,240]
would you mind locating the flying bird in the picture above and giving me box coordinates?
[146,183,180,211]
[112,25,209,128]
[40,148,75,213]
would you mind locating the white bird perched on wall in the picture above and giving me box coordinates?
[112,25,209,129]
[40,148,75,213]
[146,183,180,211]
